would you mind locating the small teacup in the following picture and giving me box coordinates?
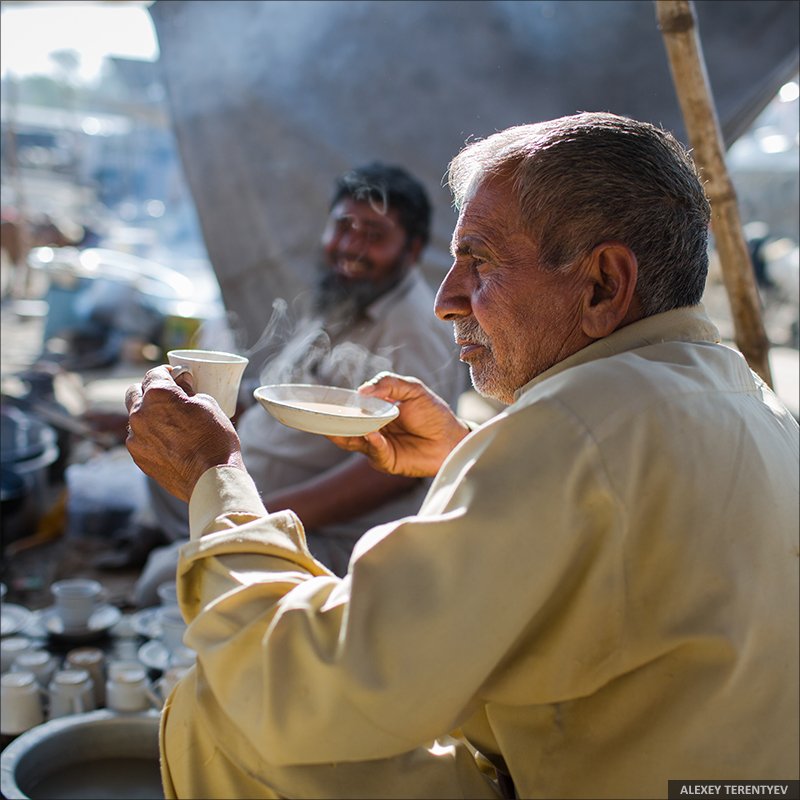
[107,659,145,679]
[167,349,249,417]
[51,579,104,631]
[12,650,59,687]
[1,671,45,735]
[1,637,35,673]
[157,606,188,653]
[66,647,106,707]
[105,664,159,712]
[47,668,96,719]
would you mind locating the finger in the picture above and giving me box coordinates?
[358,432,394,473]
[141,364,177,392]
[125,383,143,413]
[362,430,389,458]
[357,373,418,402]
[326,434,369,453]
[356,371,395,394]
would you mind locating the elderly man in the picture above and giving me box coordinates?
[124,163,467,603]
[126,113,799,799]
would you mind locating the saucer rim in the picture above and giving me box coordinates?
[38,604,122,637]
[137,639,170,671]
[137,640,195,672]
[129,607,162,639]
[0,603,35,637]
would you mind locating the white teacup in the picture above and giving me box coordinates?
[12,650,59,687]
[156,581,178,607]
[1,636,35,673]
[47,668,96,719]
[105,664,159,712]
[51,578,104,631]
[157,606,188,653]
[167,349,249,417]
[1,671,45,735]
[66,647,106,707]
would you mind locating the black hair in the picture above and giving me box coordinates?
[331,162,432,248]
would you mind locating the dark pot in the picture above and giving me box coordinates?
[0,406,59,548]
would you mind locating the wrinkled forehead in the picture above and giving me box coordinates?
[456,170,520,222]
[450,172,528,253]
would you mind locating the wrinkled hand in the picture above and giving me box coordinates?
[125,365,245,502]
[327,373,470,478]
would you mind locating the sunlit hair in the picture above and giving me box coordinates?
[447,112,711,316]
[331,162,432,248]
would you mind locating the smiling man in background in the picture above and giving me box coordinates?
[123,163,466,603]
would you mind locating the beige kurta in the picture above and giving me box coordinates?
[161,305,799,799]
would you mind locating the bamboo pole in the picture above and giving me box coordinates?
[655,0,773,386]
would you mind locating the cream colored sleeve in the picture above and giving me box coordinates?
[178,401,626,768]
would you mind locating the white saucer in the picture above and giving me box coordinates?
[129,607,162,639]
[1,603,35,637]
[137,640,169,672]
[138,640,195,673]
[38,604,122,640]
[253,384,399,436]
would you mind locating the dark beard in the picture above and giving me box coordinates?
[312,260,408,325]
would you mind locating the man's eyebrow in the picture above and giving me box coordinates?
[450,236,485,257]
[335,214,392,230]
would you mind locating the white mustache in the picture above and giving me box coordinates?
[453,319,491,348]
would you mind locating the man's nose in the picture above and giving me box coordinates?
[434,265,471,320]
[340,222,372,252]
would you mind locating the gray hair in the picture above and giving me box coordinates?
[447,112,711,316]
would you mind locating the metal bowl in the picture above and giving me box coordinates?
[0,709,162,799]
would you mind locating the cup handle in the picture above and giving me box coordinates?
[170,365,192,381]
[145,685,163,710]
[170,365,194,391]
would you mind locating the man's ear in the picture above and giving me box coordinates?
[580,242,641,339]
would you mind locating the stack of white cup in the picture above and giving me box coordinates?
[66,647,106,707]
[1,672,44,738]
[11,650,59,687]
[1,637,35,673]
[105,661,160,712]
[47,668,96,719]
